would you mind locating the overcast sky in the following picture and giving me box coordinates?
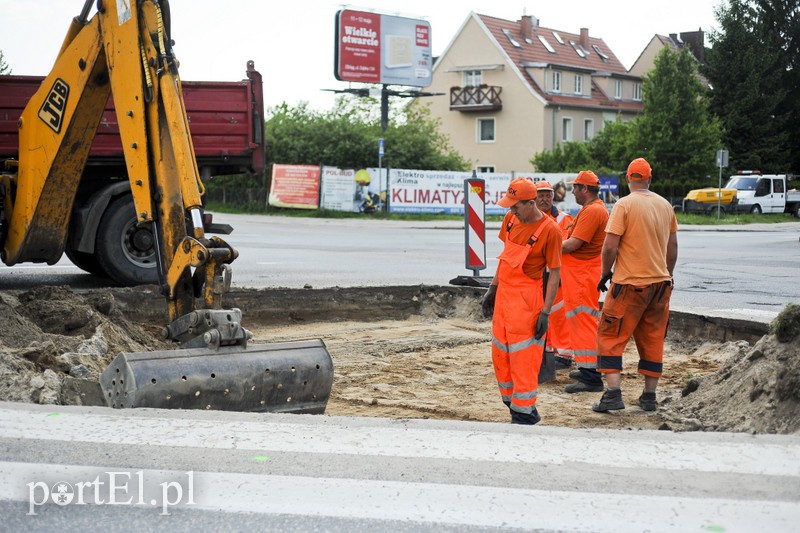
[3,1,722,111]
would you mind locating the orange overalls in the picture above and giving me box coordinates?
[561,252,601,369]
[545,209,573,361]
[491,221,550,417]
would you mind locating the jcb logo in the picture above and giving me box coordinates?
[38,78,70,133]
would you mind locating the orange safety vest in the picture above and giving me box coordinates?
[491,219,551,415]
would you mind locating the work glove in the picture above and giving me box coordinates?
[597,272,613,293]
[534,310,549,340]
[481,285,497,318]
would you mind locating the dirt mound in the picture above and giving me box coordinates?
[667,307,800,434]
[0,286,170,405]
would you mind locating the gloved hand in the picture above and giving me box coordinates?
[481,285,497,318]
[597,272,613,293]
[534,310,549,340]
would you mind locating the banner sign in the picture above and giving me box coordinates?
[320,167,357,211]
[335,9,433,87]
[268,164,320,209]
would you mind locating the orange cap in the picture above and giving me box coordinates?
[627,158,652,180]
[497,178,537,207]
[567,170,599,186]
[535,180,554,192]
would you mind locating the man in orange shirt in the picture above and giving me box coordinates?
[561,171,609,394]
[593,158,678,412]
[481,178,562,425]
[534,181,574,370]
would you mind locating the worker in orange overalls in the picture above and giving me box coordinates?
[481,178,562,425]
[561,171,609,394]
[593,158,678,412]
[534,181,574,370]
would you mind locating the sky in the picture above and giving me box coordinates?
[3,1,723,111]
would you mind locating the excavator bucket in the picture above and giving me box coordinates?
[100,339,334,414]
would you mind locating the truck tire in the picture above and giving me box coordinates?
[64,237,106,278]
[707,205,725,217]
[750,204,762,214]
[95,196,159,286]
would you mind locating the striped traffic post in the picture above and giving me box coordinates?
[464,172,486,276]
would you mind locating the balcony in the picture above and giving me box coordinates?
[449,85,502,112]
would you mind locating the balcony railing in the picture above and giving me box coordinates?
[450,85,502,111]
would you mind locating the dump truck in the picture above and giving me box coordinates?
[0,0,333,414]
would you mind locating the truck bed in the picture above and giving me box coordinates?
[0,63,264,177]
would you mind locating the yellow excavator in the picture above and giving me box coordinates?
[0,0,333,413]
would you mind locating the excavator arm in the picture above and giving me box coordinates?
[0,0,333,413]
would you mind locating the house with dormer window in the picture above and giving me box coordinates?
[424,12,643,172]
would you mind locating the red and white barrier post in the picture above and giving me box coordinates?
[464,173,486,276]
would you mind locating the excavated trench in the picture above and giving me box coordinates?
[2,284,798,434]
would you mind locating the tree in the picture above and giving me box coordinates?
[0,50,11,75]
[264,96,468,172]
[633,46,722,203]
[705,0,794,172]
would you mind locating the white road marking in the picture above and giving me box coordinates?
[0,408,797,477]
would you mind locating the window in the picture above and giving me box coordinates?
[477,118,495,143]
[569,41,586,58]
[592,44,609,62]
[463,70,482,87]
[633,82,642,101]
[575,74,583,94]
[614,80,622,99]
[538,35,555,53]
[502,28,521,48]
[584,119,594,140]
[562,117,573,142]
[477,165,495,173]
[552,31,564,45]
[773,179,784,194]
[552,71,561,93]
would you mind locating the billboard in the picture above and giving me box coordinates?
[334,9,432,87]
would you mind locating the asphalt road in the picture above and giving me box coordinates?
[2,217,800,530]
[3,214,796,322]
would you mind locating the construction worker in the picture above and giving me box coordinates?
[561,171,609,393]
[592,158,678,413]
[534,181,574,370]
[481,178,562,425]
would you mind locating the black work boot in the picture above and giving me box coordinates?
[638,391,657,411]
[592,388,625,412]
[511,408,541,425]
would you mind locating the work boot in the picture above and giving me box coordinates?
[638,391,658,411]
[569,369,581,380]
[511,408,541,425]
[592,388,625,412]
[564,381,604,393]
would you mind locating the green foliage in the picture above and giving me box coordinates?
[264,96,468,172]
[705,0,794,172]
[770,303,800,343]
[532,47,722,205]
[633,47,722,203]
[0,50,11,75]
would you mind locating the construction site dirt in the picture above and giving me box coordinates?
[2,284,798,435]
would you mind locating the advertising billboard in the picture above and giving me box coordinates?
[335,9,432,87]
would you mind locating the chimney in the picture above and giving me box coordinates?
[521,15,533,40]
[579,28,589,49]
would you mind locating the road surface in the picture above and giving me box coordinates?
[2,215,797,321]
[1,402,799,532]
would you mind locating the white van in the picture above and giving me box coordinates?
[726,173,798,214]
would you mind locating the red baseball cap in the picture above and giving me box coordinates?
[497,178,537,207]
[535,181,554,192]
[567,170,599,186]
[627,158,652,180]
